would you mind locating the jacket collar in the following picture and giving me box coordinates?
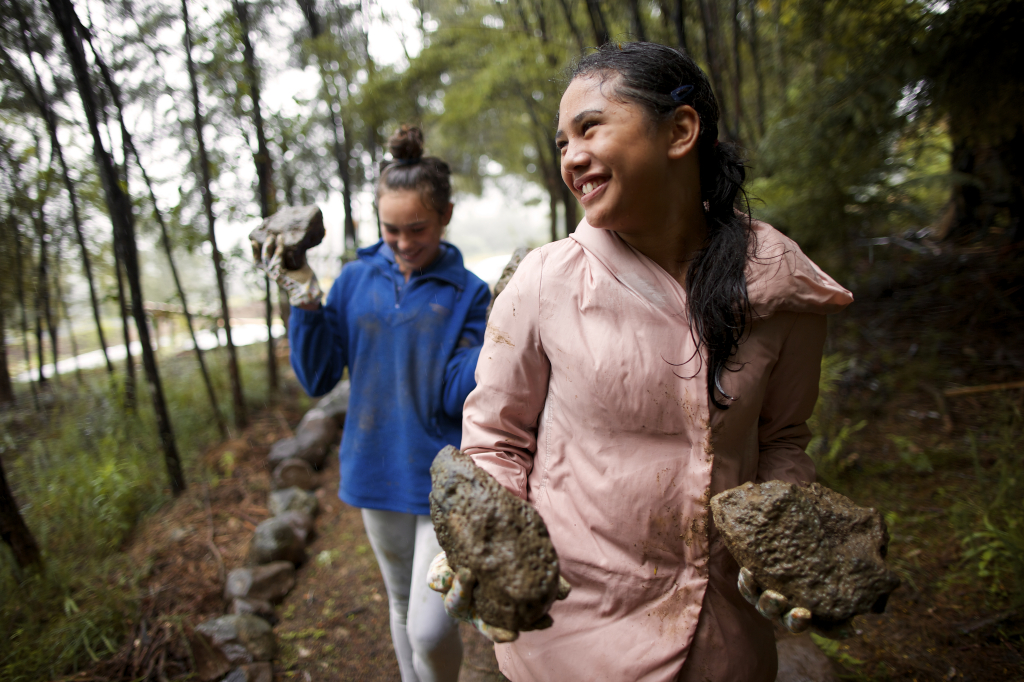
[570,218,852,319]
[357,239,468,290]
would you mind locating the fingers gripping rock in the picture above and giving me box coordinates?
[249,205,325,271]
[711,481,900,631]
[429,446,562,632]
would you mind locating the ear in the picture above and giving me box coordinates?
[666,105,701,161]
[440,202,454,227]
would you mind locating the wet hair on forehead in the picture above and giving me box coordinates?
[377,125,452,214]
[569,43,720,144]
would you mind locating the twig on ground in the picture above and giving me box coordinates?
[203,484,226,587]
[944,380,1024,397]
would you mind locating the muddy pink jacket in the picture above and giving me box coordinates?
[461,219,853,682]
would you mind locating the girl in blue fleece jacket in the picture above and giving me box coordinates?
[286,126,490,682]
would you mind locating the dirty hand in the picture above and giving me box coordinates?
[427,552,571,644]
[738,567,854,638]
[253,234,323,307]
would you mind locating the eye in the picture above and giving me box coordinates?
[582,120,597,134]
[555,139,567,152]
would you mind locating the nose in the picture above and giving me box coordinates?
[561,139,589,178]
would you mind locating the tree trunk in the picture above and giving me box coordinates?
[113,247,136,407]
[698,0,733,141]
[296,0,358,251]
[627,0,647,41]
[672,0,688,54]
[771,0,787,94]
[79,29,229,439]
[583,0,610,46]
[0,455,41,569]
[0,301,14,405]
[12,221,38,409]
[0,31,113,375]
[746,0,765,139]
[561,182,578,235]
[233,0,278,392]
[555,0,586,52]
[53,238,83,384]
[730,0,743,143]
[48,0,186,495]
[182,0,247,430]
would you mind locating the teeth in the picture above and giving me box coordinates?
[582,181,598,194]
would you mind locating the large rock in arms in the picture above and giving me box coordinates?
[248,205,325,271]
[711,481,900,628]
[429,446,561,632]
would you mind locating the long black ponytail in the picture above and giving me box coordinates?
[569,42,753,409]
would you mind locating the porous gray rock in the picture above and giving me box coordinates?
[313,379,350,427]
[429,446,560,632]
[268,418,337,468]
[249,516,306,565]
[268,487,319,517]
[229,597,275,621]
[710,481,900,628]
[248,205,324,271]
[486,247,532,321]
[224,561,296,603]
[192,614,276,681]
[276,509,314,544]
[271,458,316,491]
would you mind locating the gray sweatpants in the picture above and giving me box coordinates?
[361,509,463,682]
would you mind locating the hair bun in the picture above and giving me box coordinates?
[388,125,424,163]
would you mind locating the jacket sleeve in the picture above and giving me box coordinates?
[441,280,491,418]
[288,277,348,397]
[462,251,550,500]
[756,312,825,484]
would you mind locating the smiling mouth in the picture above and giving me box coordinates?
[578,178,608,200]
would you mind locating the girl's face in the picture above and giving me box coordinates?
[378,189,452,278]
[556,75,696,234]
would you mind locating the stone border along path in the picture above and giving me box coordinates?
[189,380,350,682]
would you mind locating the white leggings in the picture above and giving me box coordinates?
[361,509,463,682]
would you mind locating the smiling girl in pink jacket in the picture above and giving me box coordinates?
[453,43,853,681]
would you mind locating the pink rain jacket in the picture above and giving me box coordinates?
[462,219,853,682]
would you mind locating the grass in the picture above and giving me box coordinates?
[0,342,289,681]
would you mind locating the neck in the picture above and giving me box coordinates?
[617,200,707,286]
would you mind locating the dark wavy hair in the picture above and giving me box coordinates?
[377,125,452,214]
[570,42,753,409]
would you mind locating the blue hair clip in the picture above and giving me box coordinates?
[670,85,695,103]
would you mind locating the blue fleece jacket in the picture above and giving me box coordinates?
[289,240,490,515]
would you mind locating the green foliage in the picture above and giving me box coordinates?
[955,405,1024,603]
[0,345,273,680]
[807,353,867,482]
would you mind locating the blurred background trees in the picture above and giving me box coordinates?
[0,0,1021,677]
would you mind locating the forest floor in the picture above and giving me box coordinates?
[54,244,1024,682]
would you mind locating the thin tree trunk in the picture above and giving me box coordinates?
[12,221,38,409]
[53,238,82,384]
[731,0,743,143]
[233,0,279,391]
[772,0,787,94]
[0,455,41,569]
[555,0,586,52]
[48,0,186,495]
[583,0,610,45]
[0,300,14,405]
[672,0,688,53]
[113,245,136,407]
[0,31,112,375]
[79,30,229,439]
[296,1,358,251]
[698,0,733,140]
[746,0,765,138]
[627,0,647,41]
[182,0,247,430]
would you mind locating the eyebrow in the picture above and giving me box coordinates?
[382,220,430,230]
[555,108,604,140]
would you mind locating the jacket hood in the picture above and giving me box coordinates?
[357,239,469,290]
[569,219,852,319]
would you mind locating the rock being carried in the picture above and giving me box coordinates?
[427,446,570,641]
[250,205,325,307]
[711,480,900,635]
